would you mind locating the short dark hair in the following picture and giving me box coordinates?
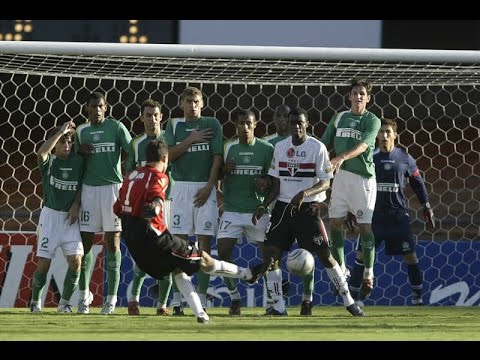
[141,99,162,114]
[180,86,203,101]
[350,79,373,95]
[145,139,169,163]
[289,107,308,121]
[236,109,256,122]
[47,126,73,142]
[273,104,291,116]
[382,118,398,132]
[86,92,106,105]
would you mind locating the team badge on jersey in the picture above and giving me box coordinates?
[93,134,101,142]
[287,148,295,158]
[384,163,393,171]
[287,162,299,176]
[62,171,69,179]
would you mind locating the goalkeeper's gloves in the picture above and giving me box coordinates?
[344,211,358,233]
[422,202,435,230]
[142,198,162,220]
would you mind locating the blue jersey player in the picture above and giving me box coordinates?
[348,119,435,305]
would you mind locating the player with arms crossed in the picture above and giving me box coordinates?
[31,121,85,313]
[114,139,273,323]
[321,79,381,300]
[253,107,364,317]
[218,109,274,315]
[125,99,177,316]
[75,92,132,314]
[348,119,435,304]
[164,86,223,314]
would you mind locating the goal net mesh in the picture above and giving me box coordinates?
[0,45,478,308]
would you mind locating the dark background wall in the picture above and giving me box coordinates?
[382,20,480,50]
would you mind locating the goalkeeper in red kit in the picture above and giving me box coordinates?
[347,119,435,305]
[114,139,272,323]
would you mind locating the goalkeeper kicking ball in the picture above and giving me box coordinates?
[286,248,315,276]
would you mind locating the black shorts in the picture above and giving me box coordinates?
[265,201,329,253]
[121,215,202,279]
[373,212,416,255]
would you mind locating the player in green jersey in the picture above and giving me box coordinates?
[31,121,85,313]
[218,109,274,315]
[125,99,177,316]
[321,79,381,300]
[263,104,291,147]
[75,92,132,314]
[164,86,223,314]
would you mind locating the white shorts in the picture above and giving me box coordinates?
[170,182,218,236]
[328,169,377,224]
[79,184,122,232]
[37,207,84,259]
[217,211,269,244]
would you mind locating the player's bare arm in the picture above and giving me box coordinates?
[194,154,222,207]
[168,128,214,161]
[290,179,330,210]
[252,177,279,225]
[37,121,76,161]
[67,190,82,225]
[330,142,368,172]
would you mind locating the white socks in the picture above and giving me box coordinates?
[207,259,249,279]
[174,272,208,320]
[326,264,354,307]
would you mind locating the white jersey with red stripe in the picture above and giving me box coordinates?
[268,135,333,203]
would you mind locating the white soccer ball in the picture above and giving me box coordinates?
[286,248,315,276]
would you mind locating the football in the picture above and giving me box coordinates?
[286,248,315,276]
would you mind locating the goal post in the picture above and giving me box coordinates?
[0,41,478,308]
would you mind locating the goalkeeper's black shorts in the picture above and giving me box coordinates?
[121,215,202,279]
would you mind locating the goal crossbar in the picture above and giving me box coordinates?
[1,41,479,85]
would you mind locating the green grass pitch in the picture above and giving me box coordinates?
[0,306,479,341]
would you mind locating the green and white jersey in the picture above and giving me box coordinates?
[223,137,274,213]
[126,132,166,172]
[263,133,289,147]
[126,131,174,198]
[164,116,223,182]
[38,153,84,211]
[75,117,132,186]
[321,110,380,178]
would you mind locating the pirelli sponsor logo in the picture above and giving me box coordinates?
[279,161,315,177]
[336,128,362,140]
[186,142,210,152]
[49,176,78,191]
[377,182,400,192]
